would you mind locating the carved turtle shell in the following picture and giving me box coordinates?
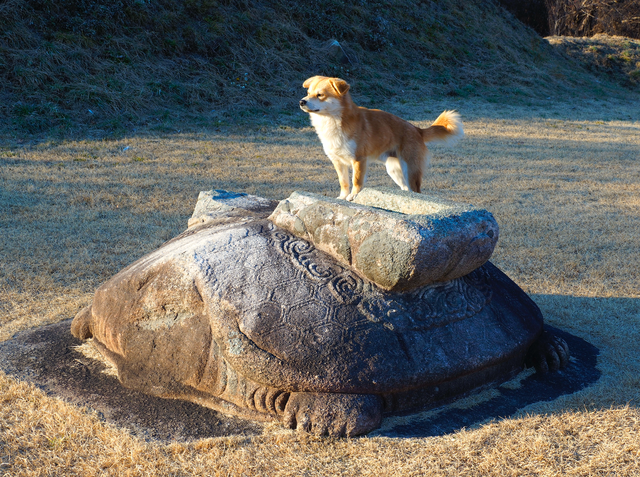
[71,190,552,435]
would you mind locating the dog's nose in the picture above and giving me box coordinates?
[299,99,307,106]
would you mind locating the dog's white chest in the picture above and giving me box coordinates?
[310,115,356,164]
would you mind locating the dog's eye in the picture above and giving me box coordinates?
[317,93,325,100]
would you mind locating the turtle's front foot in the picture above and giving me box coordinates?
[526,330,570,374]
[283,392,383,437]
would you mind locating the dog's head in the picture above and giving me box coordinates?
[299,76,350,116]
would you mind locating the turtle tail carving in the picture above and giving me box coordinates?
[71,305,94,340]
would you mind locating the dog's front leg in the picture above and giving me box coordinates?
[330,159,351,200]
[346,158,368,201]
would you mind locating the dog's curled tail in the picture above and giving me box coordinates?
[421,110,464,145]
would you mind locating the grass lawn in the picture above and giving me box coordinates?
[1,96,639,475]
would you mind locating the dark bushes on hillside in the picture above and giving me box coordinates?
[498,0,551,36]
[546,0,640,39]
[499,0,640,39]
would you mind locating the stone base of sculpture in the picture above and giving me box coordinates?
[71,188,569,437]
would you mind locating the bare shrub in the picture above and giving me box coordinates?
[545,0,640,38]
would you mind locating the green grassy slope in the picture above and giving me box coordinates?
[0,0,634,135]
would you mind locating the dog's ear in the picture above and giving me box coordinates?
[303,76,324,89]
[329,78,350,96]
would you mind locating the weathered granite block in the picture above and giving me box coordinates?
[268,188,499,291]
[188,190,278,228]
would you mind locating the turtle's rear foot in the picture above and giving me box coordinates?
[283,392,383,437]
[526,330,570,374]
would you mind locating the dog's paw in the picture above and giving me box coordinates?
[283,392,383,437]
[345,192,358,201]
[337,194,348,200]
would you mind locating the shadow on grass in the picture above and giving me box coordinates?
[0,320,264,442]
[0,317,600,441]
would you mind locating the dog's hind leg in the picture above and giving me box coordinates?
[384,156,410,191]
[409,170,422,193]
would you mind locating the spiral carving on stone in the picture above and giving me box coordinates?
[270,226,493,332]
[272,230,341,281]
[357,297,387,324]
[407,268,493,329]
[462,267,493,302]
[328,273,364,305]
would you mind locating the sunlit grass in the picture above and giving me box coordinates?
[1,98,639,475]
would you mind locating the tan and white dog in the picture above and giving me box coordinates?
[300,76,463,201]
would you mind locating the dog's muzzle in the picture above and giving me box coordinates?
[299,99,318,113]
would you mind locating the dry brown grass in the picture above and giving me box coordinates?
[548,34,640,89]
[1,97,640,475]
[2,372,639,476]
[2,0,633,136]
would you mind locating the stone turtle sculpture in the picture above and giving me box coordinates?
[71,188,569,437]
